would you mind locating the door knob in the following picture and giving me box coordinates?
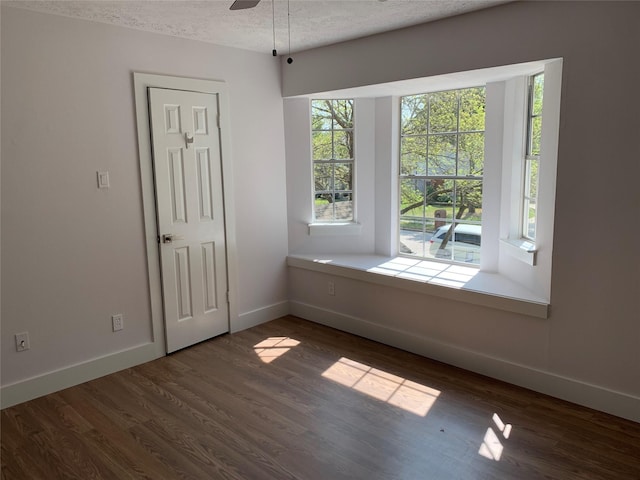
[161,234,184,244]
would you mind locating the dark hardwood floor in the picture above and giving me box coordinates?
[2,315,639,479]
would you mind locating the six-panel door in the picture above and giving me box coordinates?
[149,87,229,353]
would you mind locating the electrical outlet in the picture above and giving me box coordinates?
[112,314,124,332]
[15,332,30,352]
[328,281,335,296]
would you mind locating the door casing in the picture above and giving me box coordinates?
[133,73,238,356]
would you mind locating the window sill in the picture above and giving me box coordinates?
[500,238,537,266]
[308,222,362,236]
[287,254,549,319]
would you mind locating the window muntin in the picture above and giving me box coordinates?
[399,87,485,265]
[523,73,544,240]
[311,99,354,222]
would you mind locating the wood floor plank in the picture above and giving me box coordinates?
[58,386,173,480]
[2,315,639,479]
[127,373,293,480]
[134,367,303,475]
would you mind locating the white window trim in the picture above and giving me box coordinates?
[306,98,374,236]
[500,237,537,266]
[309,222,363,236]
[311,99,356,224]
[288,254,549,318]
[285,59,562,312]
[398,86,485,267]
[499,59,562,291]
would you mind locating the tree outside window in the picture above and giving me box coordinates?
[311,99,354,222]
[400,87,485,264]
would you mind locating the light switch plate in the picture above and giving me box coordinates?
[97,171,110,189]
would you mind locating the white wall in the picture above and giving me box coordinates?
[284,1,640,420]
[1,7,288,398]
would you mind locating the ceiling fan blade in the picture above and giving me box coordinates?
[230,0,261,10]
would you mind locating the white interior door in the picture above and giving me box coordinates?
[148,87,229,353]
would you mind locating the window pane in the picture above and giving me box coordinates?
[429,222,482,264]
[459,87,486,132]
[428,134,456,176]
[312,98,355,222]
[533,75,544,116]
[311,100,332,130]
[451,222,481,265]
[426,179,454,224]
[399,86,484,264]
[531,116,542,156]
[429,91,458,133]
[455,180,483,224]
[334,130,353,159]
[430,204,454,224]
[458,132,484,176]
[334,163,353,190]
[333,99,353,129]
[315,195,334,221]
[400,178,425,218]
[429,224,453,261]
[523,74,542,237]
[334,192,353,221]
[527,205,537,239]
[312,131,332,160]
[401,95,428,135]
[523,198,537,239]
[400,136,427,175]
[526,159,539,200]
[314,164,333,191]
[400,218,429,257]
[425,179,454,218]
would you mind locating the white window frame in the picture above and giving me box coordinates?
[398,87,485,266]
[499,61,561,277]
[311,99,355,224]
[522,72,544,242]
[285,58,562,309]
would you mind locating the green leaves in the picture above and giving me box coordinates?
[312,99,355,222]
[400,87,485,261]
[400,87,485,178]
[312,99,354,160]
[459,87,485,132]
[400,136,427,175]
[312,99,353,131]
[527,73,544,157]
[401,95,428,135]
[429,91,458,133]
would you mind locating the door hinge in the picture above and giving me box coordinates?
[216,114,221,129]
[226,291,230,304]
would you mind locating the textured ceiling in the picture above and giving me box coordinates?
[7,0,511,54]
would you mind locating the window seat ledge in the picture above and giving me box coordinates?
[287,254,549,319]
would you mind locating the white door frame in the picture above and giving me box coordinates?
[133,73,238,356]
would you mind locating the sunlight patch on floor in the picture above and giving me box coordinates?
[478,413,513,461]
[321,357,440,416]
[253,337,300,363]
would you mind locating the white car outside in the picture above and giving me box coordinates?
[429,224,481,264]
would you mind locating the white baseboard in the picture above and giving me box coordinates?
[1,342,162,409]
[6,301,636,423]
[1,302,290,409]
[232,301,290,333]
[290,300,640,423]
